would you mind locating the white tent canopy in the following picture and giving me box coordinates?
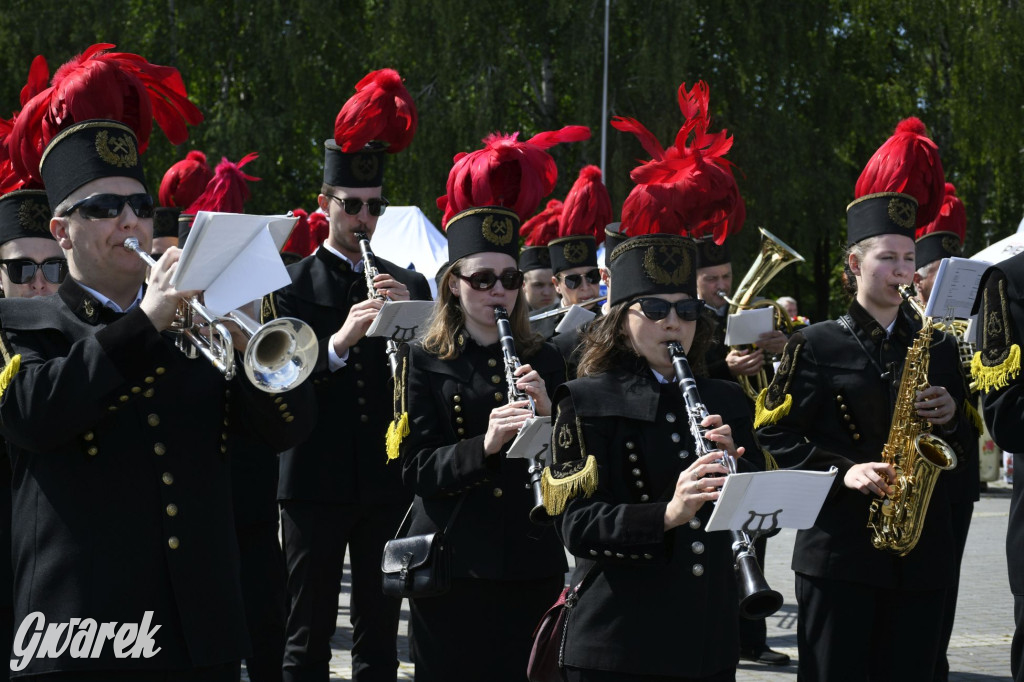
[365,205,447,298]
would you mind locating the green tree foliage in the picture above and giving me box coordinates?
[1,0,1022,319]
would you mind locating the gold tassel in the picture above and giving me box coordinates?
[761,448,779,471]
[753,388,791,430]
[964,400,984,434]
[0,354,21,399]
[971,344,1021,394]
[385,412,409,461]
[541,455,598,516]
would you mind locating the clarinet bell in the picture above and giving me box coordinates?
[735,551,783,620]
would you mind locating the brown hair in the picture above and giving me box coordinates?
[421,259,541,360]
[576,299,713,377]
[842,235,881,297]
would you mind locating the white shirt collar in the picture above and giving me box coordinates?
[319,242,363,273]
[651,368,672,385]
[77,282,144,313]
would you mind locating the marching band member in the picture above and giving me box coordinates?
[755,118,976,681]
[397,125,587,681]
[971,248,1024,682]
[519,199,561,311]
[263,69,431,682]
[398,206,566,681]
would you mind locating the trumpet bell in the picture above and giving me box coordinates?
[242,317,319,393]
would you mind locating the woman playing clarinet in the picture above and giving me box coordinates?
[395,205,567,681]
[541,233,763,682]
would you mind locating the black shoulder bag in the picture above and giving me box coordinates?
[381,496,466,599]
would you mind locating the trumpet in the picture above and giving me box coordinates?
[494,306,549,525]
[123,237,318,393]
[528,296,607,322]
[667,341,783,620]
[355,232,400,377]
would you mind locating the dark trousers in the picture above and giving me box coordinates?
[236,520,287,682]
[564,667,735,682]
[280,501,406,682]
[1013,596,1024,682]
[934,500,974,681]
[20,662,239,681]
[795,573,945,681]
[409,575,564,682]
[737,535,769,652]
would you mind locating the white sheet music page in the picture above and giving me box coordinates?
[366,300,435,341]
[507,417,552,462]
[705,467,837,533]
[923,256,991,319]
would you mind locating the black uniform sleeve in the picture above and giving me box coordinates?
[755,332,857,480]
[552,396,673,565]
[399,351,496,498]
[0,308,177,451]
[973,270,1024,451]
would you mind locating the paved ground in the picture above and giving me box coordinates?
[289,483,1016,681]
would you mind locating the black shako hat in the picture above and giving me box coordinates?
[603,222,627,264]
[609,234,697,306]
[0,190,55,246]
[323,139,387,188]
[40,120,148,213]
[177,212,196,245]
[548,235,597,275]
[845,191,918,246]
[446,206,520,264]
[915,232,962,269]
[154,206,182,239]
[694,236,731,269]
[519,245,551,273]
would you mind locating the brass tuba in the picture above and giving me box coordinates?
[867,286,957,555]
[719,227,805,400]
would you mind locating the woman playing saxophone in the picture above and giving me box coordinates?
[755,182,976,678]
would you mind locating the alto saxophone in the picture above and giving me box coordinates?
[867,285,957,556]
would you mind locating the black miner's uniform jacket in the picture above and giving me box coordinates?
[756,300,975,590]
[0,279,315,676]
[264,247,431,504]
[401,333,567,580]
[551,363,761,678]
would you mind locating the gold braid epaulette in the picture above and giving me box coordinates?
[0,354,21,400]
[385,354,410,462]
[754,389,791,430]
[541,454,597,517]
[964,400,984,434]
[971,345,1021,394]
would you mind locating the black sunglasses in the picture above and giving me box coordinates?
[560,268,601,290]
[454,269,525,291]
[63,193,155,220]
[325,194,389,217]
[1,258,68,285]
[631,297,705,322]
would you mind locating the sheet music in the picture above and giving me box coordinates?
[507,417,552,462]
[923,257,991,319]
[366,300,435,342]
[705,467,837,533]
[724,306,774,346]
[554,305,596,335]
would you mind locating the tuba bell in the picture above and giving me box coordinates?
[719,227,805,401]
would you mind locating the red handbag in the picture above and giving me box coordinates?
[527,566,598,682]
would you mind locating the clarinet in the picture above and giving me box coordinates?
[666,341,783,620]
[494,306,549,525]
[355,232,400,377]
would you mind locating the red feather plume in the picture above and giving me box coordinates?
[0,55,51,192]
[855,117,945,228]
[615,81,744,242]
[558,165,612,244]
[436,125,590,228]
[521,199,563,246]
[334,68,417,154]
[159,150,213,208]
[10,43,203,186]
[916,182,965,242]
[185,153,260,215]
